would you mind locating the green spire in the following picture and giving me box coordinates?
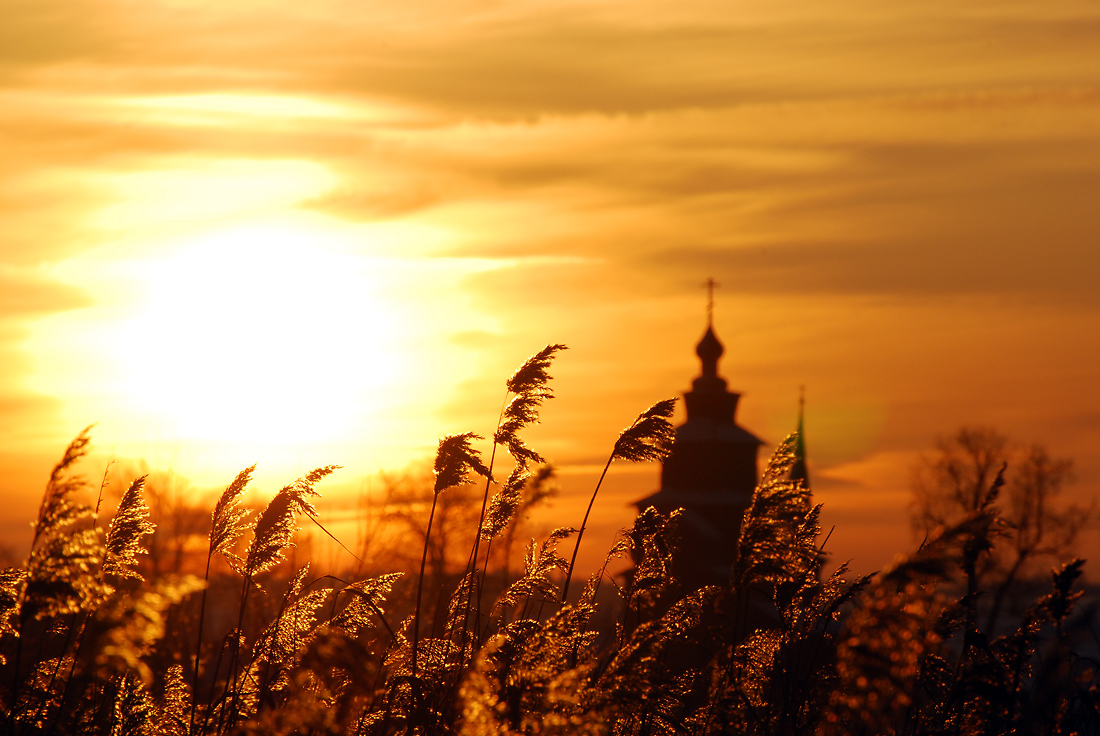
[790,387,809,489]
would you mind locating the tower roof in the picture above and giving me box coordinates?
[696,326,723,377]
[633,293,765,591]
[682,321,757,438]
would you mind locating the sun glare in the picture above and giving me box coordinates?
[27,204,518,484]
[22,148,523,483]
[110,224,406,444]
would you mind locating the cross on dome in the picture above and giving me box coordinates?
[703,277,720,327]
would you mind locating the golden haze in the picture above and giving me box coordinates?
[1,0,1099,574]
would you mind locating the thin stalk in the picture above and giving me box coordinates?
[583,550,617,610]
[189,545,217,736]
[5,628,23,730]
[91,459,112,528]
[460,392,508,659]
[219,575,253,736]
[475,535,497,644]
[45,616,92,735]
[561,453,615,604]
[410,491,441,727]
[328,577,398,644]
[198,631,235,736]
[254,583,296,717]
[24,613,80,732]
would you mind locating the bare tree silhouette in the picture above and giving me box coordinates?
[910,426,1093,632]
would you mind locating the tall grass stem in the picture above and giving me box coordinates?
[561,454,614,603]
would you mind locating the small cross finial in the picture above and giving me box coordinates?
[703,278,720,326]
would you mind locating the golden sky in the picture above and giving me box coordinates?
[2,0,1099,573]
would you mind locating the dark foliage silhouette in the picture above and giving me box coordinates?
[0,351,1096,735]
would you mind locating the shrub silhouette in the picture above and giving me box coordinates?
[0,346,1096,735]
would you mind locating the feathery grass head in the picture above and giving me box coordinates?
[34,425,94,543]
[734,434,821,590]
[611,399,677,463]
[285,465,340,517]
[495,400,547,466]
[506,343,567,396]
[44,424,93,492]
[493,527,575,615]
[251,564,331,677]
[25,529,107,618]
[434,433,489,493]
[1042,558,1085,625]
[210,464,256,559]
[333,572,403,636]
[495,345,567,464]
[0,567,28,648]
[245,466,339,577]
[160,664,191,736]
[103,476,156,581]
[247,492,295,577]
[27,429,101,618]
[481,464,532,540]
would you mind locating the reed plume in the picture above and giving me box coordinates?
[491,526,574,619]
[102,476,156,582]
[210,465,256,571]
[479,464,531,541]
[33,425,93,546]
[249,564,331,711]
[482,345,567,543]
[463,345,566,659]
[191,465,255,736]
[113,673,156,736]
[494,344,567,467]
[609,398,678,463]
[222,466,338,731]
[413,434,489,695]
[732,433,817,592]
[245,466,339,579]
[23,431,108,622]
[331,572,403,639]
[562,398,677,602]
[160,664,190,736]
[0,568,28,653]
[433,433,489,495]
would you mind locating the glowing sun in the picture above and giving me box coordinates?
[115,223,408,444]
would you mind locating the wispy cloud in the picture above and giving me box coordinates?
[0,267,90,317]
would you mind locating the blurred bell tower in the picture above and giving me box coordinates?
[634,282,763,590]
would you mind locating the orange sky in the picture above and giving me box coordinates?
[2,0,1099,576]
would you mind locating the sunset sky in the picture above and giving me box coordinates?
[2,0,1098,575]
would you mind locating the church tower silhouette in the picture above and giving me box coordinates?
[634,303,764,590]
